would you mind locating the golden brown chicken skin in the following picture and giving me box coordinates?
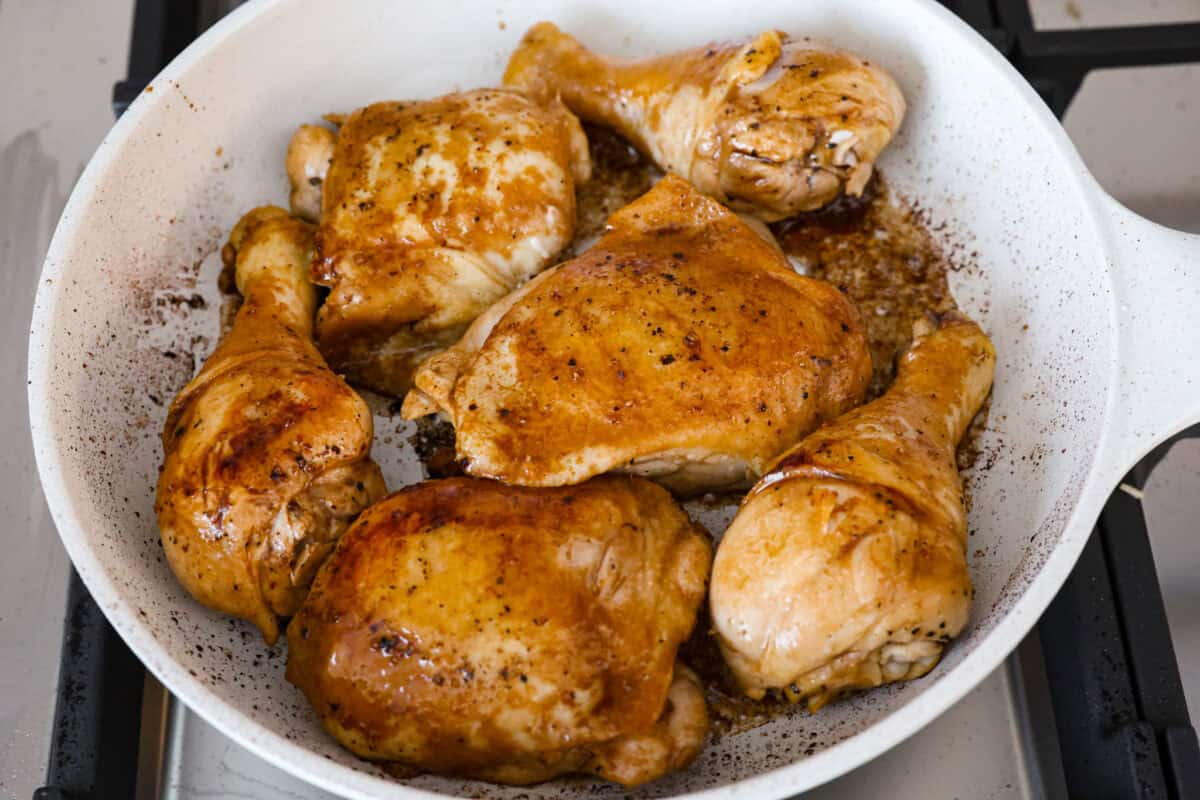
[710,312,995,708]
[286,476,711,787]
[293,89,591,396]
[505,23,905,221]
[155,207,386,644]
[402,175,872,493]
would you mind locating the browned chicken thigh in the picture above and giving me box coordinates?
[710,312,995,708]
[505,23,905,221]
[286,89,591,396]
[402,175,872,493]
[287,476,711,786]
[155,207,387,644]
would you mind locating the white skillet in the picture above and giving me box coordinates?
[27,0,1200,797]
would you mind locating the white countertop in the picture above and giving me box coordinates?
[1,1,133,796]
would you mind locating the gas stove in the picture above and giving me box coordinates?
[13,1,1200,798]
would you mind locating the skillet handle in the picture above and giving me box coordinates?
[1096,186,1200,483]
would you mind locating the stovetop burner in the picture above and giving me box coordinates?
[34,2,1200,799]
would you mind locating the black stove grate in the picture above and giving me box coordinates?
[1041,425,1200,799]
[36,1,1200,798]
[944,0,1200,115]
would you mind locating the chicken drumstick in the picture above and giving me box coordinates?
[156,207,386,644]
[710,312,994,708]
[505,22,905,220]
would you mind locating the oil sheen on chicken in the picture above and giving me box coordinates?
[286,476,711,787]
[155,207,387,644]
[401,175,872,494]
[505,22,905,221]
[286,89,592,396]
[710,312,995,709]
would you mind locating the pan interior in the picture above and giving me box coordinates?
[31,0,1114,796]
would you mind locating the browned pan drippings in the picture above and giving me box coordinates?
[773,177,958,399]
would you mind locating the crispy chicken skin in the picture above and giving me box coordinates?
[505,23,905,221]
[293,90,591,396]
[710,312,995,708]
[155,207,387,644]
[402,176,872,493]
[286,476,711,786]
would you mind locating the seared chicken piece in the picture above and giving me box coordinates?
[286,476,711,786]
[286,123,336,223]
[505,23,905,221]
[402,176,871,493]
[156,207,387,644]
[294,90,591,396]
[710,312,995,708]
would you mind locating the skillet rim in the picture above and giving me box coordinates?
[26,0,1122,796]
